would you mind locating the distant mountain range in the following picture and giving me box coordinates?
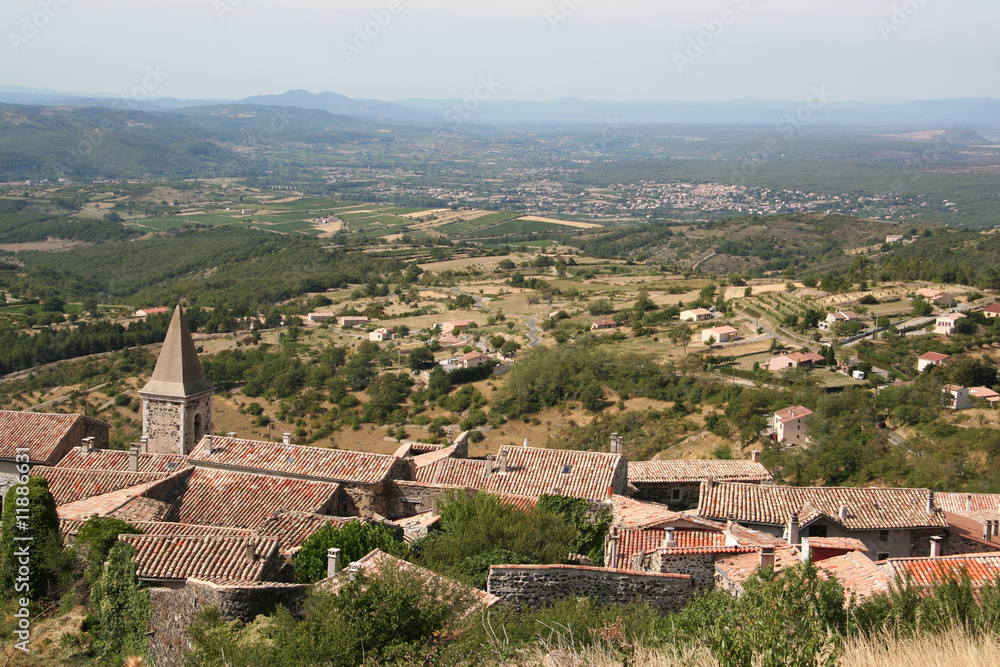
[1,85,998,128]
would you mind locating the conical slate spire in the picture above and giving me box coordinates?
[140,305,214,396]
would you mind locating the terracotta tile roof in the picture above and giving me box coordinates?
[970,387,1000,400]
[707,326,740,335]
[715,546,805,590]
[190,436,401,485]
[805,536,868,552]
[255,510,357,553]
[497,494,540,512]
[937,493,1000,515]
[491,562,692,580]
[411,443,461,469]
[119,534,280,582]
[592,318,617,326]
[59,517,256,542]
[320,549,500,608]
[56,479,171,521]
[919,352,951,362]
[31,466,168,506]
[476,446,626,502]
[111,495,172,522]
[0,410,93,463]
[698,482,947,530]
[628,459,772,485]
[817,551,891,600]
[773,406,815,423]
[610,495,689,528]
[723,522,789,547]
[163,467,341,530]
[985,304,1000,314]
[612,527,729,569]
[415,457,489,487]
[55,447,189,473]
[881,552,1000,588]
[409,443,445,455]
[787,352,825,364]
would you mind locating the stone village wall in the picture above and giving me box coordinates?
[487,564,696,613]
[148,578,308,667]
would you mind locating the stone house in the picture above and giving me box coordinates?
[627,455,771,510]
[119,533,285,588]
[697,481,948,560]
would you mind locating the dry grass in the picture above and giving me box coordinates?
[512,629,1000,667]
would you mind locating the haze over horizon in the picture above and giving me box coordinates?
[2,0,998,105]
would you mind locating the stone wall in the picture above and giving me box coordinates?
[148,578,308,667]
[341,482,383,518]
[487,564,695,613]
[944,533,1000,556]
[631,482,701,511]
[383,480,472,519]
[141,390,213,456]
[652,551,717,590]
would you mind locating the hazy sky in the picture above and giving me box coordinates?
[2,0,998,103]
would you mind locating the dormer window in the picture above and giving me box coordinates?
[560,464,572,474]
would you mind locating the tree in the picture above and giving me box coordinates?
[90,541,150,659]
[588,299,614,316]
[407,345,435,370]
[744,286,753,297]
[500,340,521,357]
[498,259,516,270]
[1,477,64,601]
[911,295,933,317]
[72,516,144,588]
[580,380,606,412]
[294,521,411,584]
[633,290,657,312]
[705,335,716,348]
[670,323,694,355]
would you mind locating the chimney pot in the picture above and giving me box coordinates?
[327,547,342,577]
[966,494,973,513]
[205,434,214,455]
[282,432,292,445]
[927,490,935,514]
[751,451,762,463]
[523,438,529,448]
[139,436,148,455]
[485,454,494,476]
[81,436,95,453]
[226,432,237,438]
[929,535,943,558]
[245,543,256,562]
[759,547,776,569]
[839,503,848,520]
[610,433,619,454]
[984,521,992,542]
[128,446,139,473]
[499,449,509,474]
[801,537,811,563]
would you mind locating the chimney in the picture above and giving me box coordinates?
[759,547,776,569]
[226,432,237,438]
[786,513,800,546]
[485,454,494,476]
[245,543,256,562]
[927,491,935,515]
[608,526,620,569]
[800,537,812,563]
[499,448,509,474]
[128,446,139,473]
[663,528,677,549]
[205,434,214,456]
[523,438,529,448]
[705,477,715,491]
[610,433,619,454]
[282,432,292,445]
[327,548,342,577]
[81,436,95,453]
[139,436,148,455]
[966,494,973,513]
[839,503,848,521]
[616,436,624,457]
[929,535,943,558]
[751,451,762,463]
[984,521,992,542]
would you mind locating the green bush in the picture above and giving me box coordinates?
[293,521,411,584]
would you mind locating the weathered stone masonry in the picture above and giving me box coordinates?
[487,564,696,613]
[148,578,308,667]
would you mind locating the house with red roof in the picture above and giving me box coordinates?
[701,325,739,344]
[771,405,814,444]
[767,352,825,372]
[627,454,771,509]
[984,303,1000,319]
[917,351,950,372]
